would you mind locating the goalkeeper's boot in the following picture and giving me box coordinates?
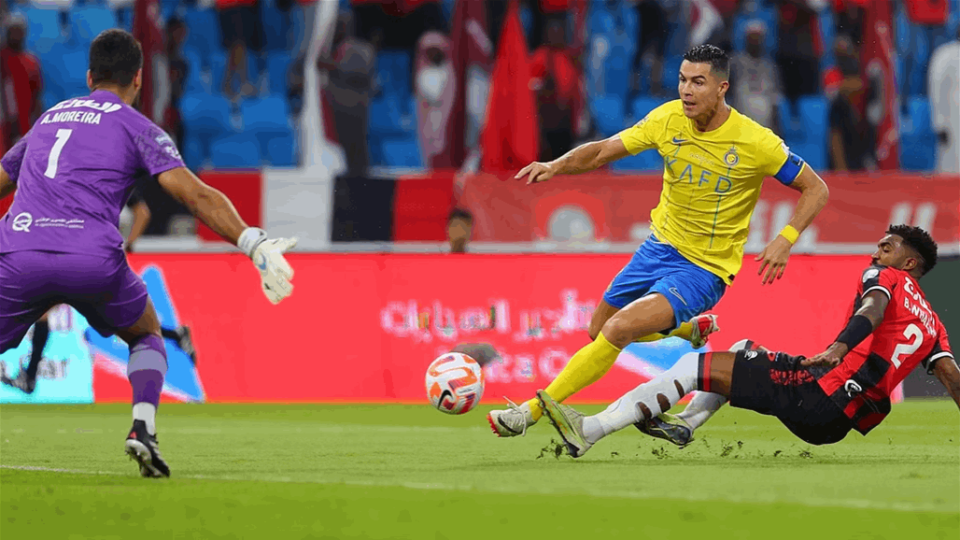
[1,367,36,394]
[176,326,197,365]
[689,314,720,349]
[536,390,593,458]
[636,413,695,448]
[125,420,170,478]
[486,399,536,437]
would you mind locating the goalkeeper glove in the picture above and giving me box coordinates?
[238,228,297,304]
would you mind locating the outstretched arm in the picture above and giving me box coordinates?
[932,357,960,409]
[756,164,830,284]
[158,167,297,304]
[515,135,631,184]
[802,289,888,367]
[157,167,247,245]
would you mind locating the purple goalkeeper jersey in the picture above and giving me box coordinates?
[0,90,184,255]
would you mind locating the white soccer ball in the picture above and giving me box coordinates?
[425,352,485,415]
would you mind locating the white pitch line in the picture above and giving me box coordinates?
[1,464,954,514]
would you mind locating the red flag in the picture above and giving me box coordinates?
[861,0,900,170]
[481,2,538,172]
[443,0,493,169]
[133,0,168,123]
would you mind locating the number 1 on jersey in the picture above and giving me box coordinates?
[44,129,73,179]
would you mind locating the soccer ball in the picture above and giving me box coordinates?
[425,352,485,415]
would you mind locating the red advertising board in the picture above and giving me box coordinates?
[194,171,263,242]
[456,172,960,251]
[94,253,889,403]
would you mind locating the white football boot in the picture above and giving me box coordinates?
[486,399,536,437]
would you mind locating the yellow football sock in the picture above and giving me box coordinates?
[525,332,623,421]
[634,320,693,343]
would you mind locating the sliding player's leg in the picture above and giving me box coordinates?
[538,351,738,457]
[487,242,725,438]
[487,294,677,438]
[638,338,768,446]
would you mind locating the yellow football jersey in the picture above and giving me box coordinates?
[618,100,805,284]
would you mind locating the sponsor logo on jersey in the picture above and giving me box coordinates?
[11,212,32,232]
[672,135,687,145]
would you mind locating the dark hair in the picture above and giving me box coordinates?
[448,208,473,224]
[683,44,730,80]
[89,29,143,88]
[887,224,938,276]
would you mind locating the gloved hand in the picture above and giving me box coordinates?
[239,228,297,304]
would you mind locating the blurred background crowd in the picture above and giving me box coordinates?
[1,0,958,244]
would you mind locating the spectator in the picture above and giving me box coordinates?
[216,0,264,100]
[353,0,446,51]
[317,11,376,177]
[822,34,857,99]
[833,0,864,46]
[775,0,820,105]
[0,14,42,146]
[414,31,455,169]
[633,0,669,96]
[728,21,780,131]
[828,53,872,171]
[928,26,960,174]
[447,208,473,253]
[530,18,582,161]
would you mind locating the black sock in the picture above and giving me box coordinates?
[160,327,180,341]
[26,320,50,379]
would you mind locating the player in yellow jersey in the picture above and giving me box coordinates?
[487,45,830,438]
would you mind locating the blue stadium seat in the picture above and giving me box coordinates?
[611,150,663,172]
[376,50,412,102]
[260,0,289,51]
[632,96,666,121]
[71,7,117,47]
[241,96,290,133]
[210,134,262,169]
[797,96,827,144]
[604,50,631,104]
[180,92,232,137]
[23,7,63,54]
[183,49,206,94]
[266,131,297,167]
[592,96,624,137]
[906,97,932,136]
[266,52,292,96]
[369,97,414,136]
[183,8,221,63]
[786,141,826,173]
[209,51,227,93]
[778,97,804,142]
[182,132,207,171]
[382,138,423,168]
[662,55,684,87]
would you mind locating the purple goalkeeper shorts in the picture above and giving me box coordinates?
[0,251,148,353]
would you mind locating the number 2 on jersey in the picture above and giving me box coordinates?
[891,323,923,368]
[44,129,73,179]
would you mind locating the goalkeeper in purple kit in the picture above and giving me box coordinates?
[0,29,296,477]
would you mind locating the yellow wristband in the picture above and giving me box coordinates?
[779,225,800,244]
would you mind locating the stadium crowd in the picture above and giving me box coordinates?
[1,0,958,235]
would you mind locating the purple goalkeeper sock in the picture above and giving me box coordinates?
[127,334,167,408]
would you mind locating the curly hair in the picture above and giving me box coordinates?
[887,224,938,276]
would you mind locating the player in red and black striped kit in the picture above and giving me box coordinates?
[535,225,960,457]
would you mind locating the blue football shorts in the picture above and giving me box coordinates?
[602,236,726,330]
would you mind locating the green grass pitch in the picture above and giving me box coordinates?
[1,401,957,539]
